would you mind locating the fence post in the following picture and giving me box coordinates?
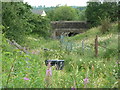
[95,35,98,57]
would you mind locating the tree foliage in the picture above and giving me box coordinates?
[2,2,33,43]
[99,16,111,34]
[2,2,51,44]
[47,6,80,21]
[29,14,51,37]
[86,1,118,27]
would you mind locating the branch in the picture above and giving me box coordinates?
[7,39,29,54]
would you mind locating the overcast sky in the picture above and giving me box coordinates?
[23,0,89,7]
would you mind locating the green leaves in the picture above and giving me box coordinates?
[29,13,51,38]
[2,2,34,44]
[86,2,118,27]
[2,2,51,43]
[47,6,80,21]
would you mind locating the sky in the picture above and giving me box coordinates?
[23,0,89,7]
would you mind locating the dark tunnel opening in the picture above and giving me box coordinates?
[68,32,79,37]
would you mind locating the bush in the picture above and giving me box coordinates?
[99,17,111,34]
[103,48,117,59]
[2,2,33,44]
[30,15,51,38]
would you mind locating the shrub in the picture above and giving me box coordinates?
[2,2,34,44]
[103,48,117,59]
[30,15,51,38]
[99,17,111,34]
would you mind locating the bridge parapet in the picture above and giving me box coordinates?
[51,21,88,29]
[51,21,88,38]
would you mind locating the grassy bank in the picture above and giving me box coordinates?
[2,23,119,88]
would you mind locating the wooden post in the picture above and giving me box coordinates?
[95,35,98,57]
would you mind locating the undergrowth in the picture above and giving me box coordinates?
[2,23,119,88]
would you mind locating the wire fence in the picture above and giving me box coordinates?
[59,35,110,57]
[59,35,87,52]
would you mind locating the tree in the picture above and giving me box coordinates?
[85,1,118,27]
[99,2,118,22]
[29,14,51,38]
[47,9,56,21]
[2,2,34,44]
[79,9,86,21]
[2,2,51,43]
[47,6,79,21]
[85,1,101,27]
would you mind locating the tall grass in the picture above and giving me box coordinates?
[2,23,118,88]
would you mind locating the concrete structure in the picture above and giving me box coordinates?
[51,21,88,38]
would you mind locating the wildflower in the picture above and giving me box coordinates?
[45,62,52,87]
[46,62,52,76]
[24,77,30,80]
[71,80,77,90]
[79,59,82,62]
[83,77,89,88]
[84,77,89,84]
[46,67,52,76]
[71,87,76,90]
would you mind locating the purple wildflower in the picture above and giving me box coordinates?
[71,87,76,90]
[84,77,89,84]
[46,67,52,76]
[83,77,89,88]
[24,77,30,80]
[46,62,52,76]
[45,62,52,87]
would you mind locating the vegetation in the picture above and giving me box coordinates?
[1,1,119,89]
[32,5,87,21]
[2,22,118,88]
[99,16,111,34]
[2,2,51,44]
[2,2,33,43]
[47,6,80,21]
[29,14,51,38]
[46,6,86,21]
[86,1,118,27]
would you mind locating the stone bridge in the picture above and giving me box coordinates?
[51,21,88,38]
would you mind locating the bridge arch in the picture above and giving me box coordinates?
[51,21,88,38]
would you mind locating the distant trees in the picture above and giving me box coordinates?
[47,6,82,21]
[78,9,86,21]
[86,1,118,27]
[54,6,79,21]
[32,5,87,21]
[46,9,56,21]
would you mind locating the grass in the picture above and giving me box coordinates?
[2,22,119,88]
